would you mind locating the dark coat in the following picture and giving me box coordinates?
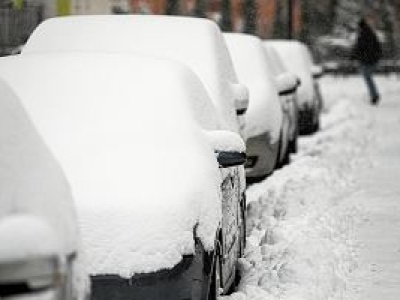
[351,20,382,65]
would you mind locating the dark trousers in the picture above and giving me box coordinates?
[360,64,379,103]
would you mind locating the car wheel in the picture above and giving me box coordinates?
[208,254,222,300]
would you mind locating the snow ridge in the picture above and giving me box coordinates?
[226,93,373,300]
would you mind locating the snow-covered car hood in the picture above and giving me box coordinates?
[0,53,223,277]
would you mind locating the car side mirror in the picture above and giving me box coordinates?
[205,130,246,168]
[232,83,249,116]
[0,215,63,298]
[217,151,246,168]
[311,65,324,79]
[276,73,300,96]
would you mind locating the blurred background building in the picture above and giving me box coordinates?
[1,0,400,63]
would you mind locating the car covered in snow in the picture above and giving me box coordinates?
[224,33,299,179]
[263,42,300,155]
[0,79,88,299]
[22,15,249,138]
[0,53,247,300]
[267,40,324,134]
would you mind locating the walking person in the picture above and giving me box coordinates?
[351,16,382,105]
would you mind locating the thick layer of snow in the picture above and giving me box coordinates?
[206,130,246,153]
[224,75,377,299]
[321,75,400,300]
[0,215,61,261]
[0,79,87,298]
[224,33,282,141]
[23,15,241,133]
[0,53,223,277]
[266,41,315,106]
[0,79,79,255]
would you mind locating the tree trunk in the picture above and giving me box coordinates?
[166,0,179,15]
[220,0,232,31]
[244,0,257,34]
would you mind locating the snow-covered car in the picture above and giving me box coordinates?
[224,33,298,179]
[0,53,247,300]
[21,15,249,138]
[0,79,88,299]
[267,40,324,134]
[263,42,300,154]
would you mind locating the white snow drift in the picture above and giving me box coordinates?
[224,75,375,300]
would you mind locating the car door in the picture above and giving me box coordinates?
[220,166,242,289]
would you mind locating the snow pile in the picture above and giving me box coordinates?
[225,78,374,300]
[205,130,246,153]
[224,33,282,142]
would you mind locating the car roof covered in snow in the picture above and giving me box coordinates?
[0,53,224,277]
[266,40,315,104]
[224,33,282,141]
[23,15,240,133]
[263,44,287,76]
[0,78,79,256]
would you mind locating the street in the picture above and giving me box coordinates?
[224,75,400,300]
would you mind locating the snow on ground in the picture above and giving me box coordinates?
[223,74,399,300]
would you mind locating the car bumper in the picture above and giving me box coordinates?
[91,244,211,300]
[245,132,279,178]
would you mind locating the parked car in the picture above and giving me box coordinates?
[0,78,88,300]
[22,15,249,138]
[267,40,324,134]
[263,42,300,154]
[224,33,298,180]
[0,53,247,300]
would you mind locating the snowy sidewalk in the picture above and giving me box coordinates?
[225,76,400,300]
[345,83,400,300]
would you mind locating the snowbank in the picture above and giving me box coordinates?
[225,76,374,300]
[224,33,282,142]
[0,53,223,277]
